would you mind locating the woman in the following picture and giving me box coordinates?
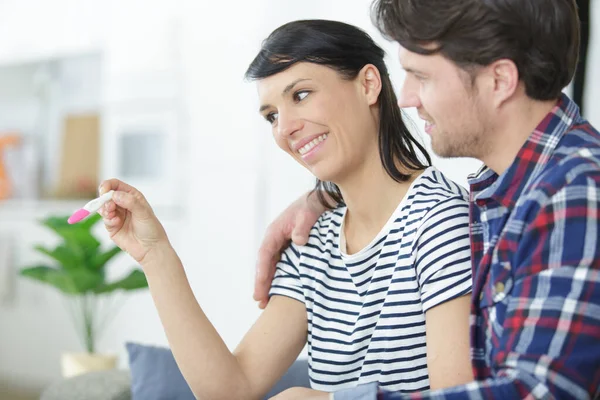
[99,20,473,399]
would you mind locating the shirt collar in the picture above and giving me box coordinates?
[468,93,580,208]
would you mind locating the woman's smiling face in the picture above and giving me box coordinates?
[257,62,381,184]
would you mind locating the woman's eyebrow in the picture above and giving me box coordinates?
[259,78,312,112]
[282,78,311,95]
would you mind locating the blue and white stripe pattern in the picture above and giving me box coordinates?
[269,167,472,393]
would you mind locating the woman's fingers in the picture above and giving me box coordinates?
[99,202,121,230]
[97,178,152,219]
[110,190,153,218]
[103,214,122,229]
[98,178,137,196]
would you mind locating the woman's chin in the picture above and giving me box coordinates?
[303,159,344,184]
[311,169,341,185]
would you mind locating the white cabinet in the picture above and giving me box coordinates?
[102,102,185,209]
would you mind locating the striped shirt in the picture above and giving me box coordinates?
[337,95,600,399]
[270,167,472,393]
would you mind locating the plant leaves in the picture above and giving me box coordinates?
[20,266,104,294]
[22,214,146,297]
[34,245,82,271]
[94,269,148,294]
[56,227,100,259]
[40,215,101,263]
[90,246,122,270]
[79,213,103,231]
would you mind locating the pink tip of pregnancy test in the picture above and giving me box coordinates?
[68,209,91,224]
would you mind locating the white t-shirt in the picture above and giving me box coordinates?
[269,167,473,393]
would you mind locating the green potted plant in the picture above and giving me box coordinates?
[20,213,148,377]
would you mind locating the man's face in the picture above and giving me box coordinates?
[397,46,491,159]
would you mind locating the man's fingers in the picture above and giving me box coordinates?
[254,203,314,307]
[255,224,289,280]
[255,260,275,309]
[291,211,312,246]
[254,249,278,294]
[255,248,271,283]
[254,231,283,306]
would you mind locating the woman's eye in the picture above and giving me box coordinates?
[266,112,278,124]
[294,90,309,102]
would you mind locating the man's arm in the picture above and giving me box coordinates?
[254,191,328,308]
[336,172,600,400]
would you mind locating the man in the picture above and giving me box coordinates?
[255,1,600,399]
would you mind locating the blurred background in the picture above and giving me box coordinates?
[0,0,598,398]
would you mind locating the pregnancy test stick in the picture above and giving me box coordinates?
[67,190,115,224]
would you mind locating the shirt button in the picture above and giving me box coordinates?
[495,282,505,294]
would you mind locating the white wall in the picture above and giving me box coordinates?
[583,0,600,127]
[0,0,106,65]
[0,0,598,397]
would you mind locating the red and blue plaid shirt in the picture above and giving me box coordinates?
[336,95,600,399]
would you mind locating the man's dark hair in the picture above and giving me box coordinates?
[372,0,580,101]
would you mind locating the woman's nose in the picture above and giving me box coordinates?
[277,111,303,137]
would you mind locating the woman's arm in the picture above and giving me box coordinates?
[424,295,473,389]
[98,179,308,400]
[144,246,308,400]
[412,195,474,389]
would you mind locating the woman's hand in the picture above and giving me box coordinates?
[269,387,330,400]
[97,179,170,266]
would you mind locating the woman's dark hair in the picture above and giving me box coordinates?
[372,0,580,101]
[245,19,431,208]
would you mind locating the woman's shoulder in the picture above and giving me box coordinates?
[309,206,346,237]
[404,167,470,232]
[277,207,344,269]
[411,167,469,203]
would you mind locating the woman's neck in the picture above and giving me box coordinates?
[338,158,423,255]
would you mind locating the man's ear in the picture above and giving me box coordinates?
[488,59,519,107]
[359,64,383,106]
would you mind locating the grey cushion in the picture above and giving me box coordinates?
[41,369,131,400]
[127,342,195,400]
[265,358,310,398]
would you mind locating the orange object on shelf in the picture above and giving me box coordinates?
[0,132,21,200]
